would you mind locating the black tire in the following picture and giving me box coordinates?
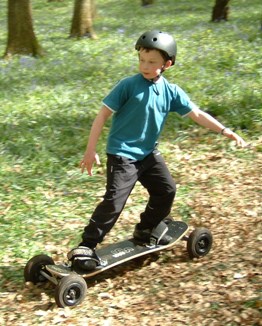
[187,227,213,259]
[24,254,54,284]
[55,274,87,307]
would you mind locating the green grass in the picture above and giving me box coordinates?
[0,0,261,264]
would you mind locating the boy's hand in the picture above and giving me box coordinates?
[80,152,101,176]
[223,129,247,147]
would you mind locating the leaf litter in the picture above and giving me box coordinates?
[0,139,261,326]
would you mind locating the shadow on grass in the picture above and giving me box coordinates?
[0,264,57,311]
[0,249,189,308]
[0,265,24,290]
[86,249,189,287]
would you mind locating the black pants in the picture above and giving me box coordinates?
[80,150,176,248]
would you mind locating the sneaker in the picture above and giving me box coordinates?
[133,226,151,242]
[67,246,100,271]
[133,224,172,245]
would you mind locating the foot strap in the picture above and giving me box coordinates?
[149,221,168,247]
[67,246,100,264]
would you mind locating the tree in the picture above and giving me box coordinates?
[141,0,154,6]
[70,0,97,39]
[4,0,43,58]
[211,0,231,22]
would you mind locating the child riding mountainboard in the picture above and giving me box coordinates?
[67,30,247,271]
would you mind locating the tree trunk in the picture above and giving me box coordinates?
[211,0,230,22]
[4,0,43,58]
[70,0,97,39]
[141,0,154,6]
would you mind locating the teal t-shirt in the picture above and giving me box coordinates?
[103,73,194,160]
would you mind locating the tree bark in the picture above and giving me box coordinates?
[211,0,230,22]
[70,0,97,39]
[141,0,154,6]
[4,0,43,58]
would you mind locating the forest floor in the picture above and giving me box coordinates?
[0,136,261,326]
[0,0,261,324]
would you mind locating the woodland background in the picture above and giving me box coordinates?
[0,0,261,325]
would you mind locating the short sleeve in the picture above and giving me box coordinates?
[171,85,194,116]
[102,78,129,112]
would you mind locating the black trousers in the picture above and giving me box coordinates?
[80,149,176,248]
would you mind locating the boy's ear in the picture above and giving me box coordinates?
[164,60,172,69]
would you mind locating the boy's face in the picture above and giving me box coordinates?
[138,48,171,80]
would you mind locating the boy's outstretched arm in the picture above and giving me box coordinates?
[80,105,112,176]
[187,106,247,147]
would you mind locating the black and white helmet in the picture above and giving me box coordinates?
[135,30,177,65]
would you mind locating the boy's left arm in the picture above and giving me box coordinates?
[187,107,247,147]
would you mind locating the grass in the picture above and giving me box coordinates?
[0,2,261,325]
[0,0,261,265]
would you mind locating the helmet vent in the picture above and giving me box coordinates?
[135,30,177,65]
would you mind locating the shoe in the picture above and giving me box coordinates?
[133,226,151,242]
[67,246,100,271]
[133,223,172,245]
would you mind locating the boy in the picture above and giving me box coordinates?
[68,30,246,270]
